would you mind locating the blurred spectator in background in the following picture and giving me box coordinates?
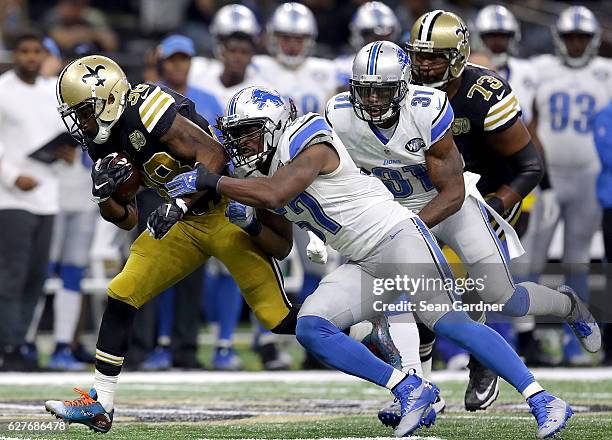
[0,31,71,371]
[0,0,28,53]
[44,0,118,53]
[40,36,63,77]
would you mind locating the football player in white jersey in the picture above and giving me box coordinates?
[253,2,336,115]
[168,86,576,439]
[335,1,401,91]
[327,39,600,431]
[192,4,261,109]
[528,6,612,364]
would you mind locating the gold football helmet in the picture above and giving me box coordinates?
[56,55,130,145]
[405,10,470,88]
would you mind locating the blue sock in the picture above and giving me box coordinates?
[298,272,322,303]
[502,285,530,317]
[156,288,175,341]
[434,311,534,393]
[59,265,85,292]
[296,316,395,387]
[216,274,243,341]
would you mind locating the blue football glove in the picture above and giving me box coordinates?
[226,201,261,236]
[146,198,188,240]
[166,163,222,198]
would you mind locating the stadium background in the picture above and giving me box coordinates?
[0,1,611,439]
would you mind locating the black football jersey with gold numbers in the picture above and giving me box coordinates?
[449,63,522,195]
[87,83,219,212]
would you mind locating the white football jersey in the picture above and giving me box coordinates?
[252,55,338,115]
[264,113,414,261]
[533,55,612,171]
[499,57,538,124]
[325,86,453,212]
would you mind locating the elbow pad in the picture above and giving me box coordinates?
[505,140,543,198]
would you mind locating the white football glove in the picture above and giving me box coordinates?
[539,189,560,229]
[306,231,328,264]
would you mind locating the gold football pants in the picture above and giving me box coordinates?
[107,200,291,330]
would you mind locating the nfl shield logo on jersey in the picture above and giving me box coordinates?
[405,137,425,152]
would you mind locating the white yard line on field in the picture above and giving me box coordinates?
[0,368,611,386]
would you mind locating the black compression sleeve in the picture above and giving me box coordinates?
[505,140,543,198]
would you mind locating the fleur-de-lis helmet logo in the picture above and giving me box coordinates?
[81,65,106,87]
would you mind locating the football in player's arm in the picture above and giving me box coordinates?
[87,90,228,237]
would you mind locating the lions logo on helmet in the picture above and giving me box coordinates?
[406,10,470,88]
[56,55,130,146]
[220,87,296,172]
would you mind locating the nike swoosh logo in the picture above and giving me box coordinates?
[94,182,109,190]
[496,90,506,100]
[475,380,496,401]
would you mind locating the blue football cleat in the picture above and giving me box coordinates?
[212,346,242,371]
[140,346,172,371]
[378,394,445,429]
[363,315,402,370]
[558,285,601,353]
[527,391,573,439]
[47,346,87,371]
[45,388,113,433]
[392,373,439,437]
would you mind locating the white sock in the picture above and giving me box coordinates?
[421,357,433,380]
[386,369,407,390]
[94,369,119,412]
[348,321,373,342]
[522,382,545,399]
[388,315,422,376]
[54,289,82,344]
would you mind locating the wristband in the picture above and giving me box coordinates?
[195,163,222,192]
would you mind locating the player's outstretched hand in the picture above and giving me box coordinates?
[91,153,133,203]
[306,231,328,264]
[226,200,261,236]
[166,163,222,198]
[146,198,188,240]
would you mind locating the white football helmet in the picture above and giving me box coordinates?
[210,4,260,39]
[220,86,296,172]
[475,5,520,69]
[554,5,600,68]
[350,1,400,51]
[266,2,317,68]
[350,41,410,123]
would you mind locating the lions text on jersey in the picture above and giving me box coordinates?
[326,85,453,212]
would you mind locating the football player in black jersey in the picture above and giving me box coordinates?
[404,11,599,415]
[44,55,299,432]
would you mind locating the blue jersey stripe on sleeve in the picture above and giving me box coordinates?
[289,117,332,159]
[431,102,454,144]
